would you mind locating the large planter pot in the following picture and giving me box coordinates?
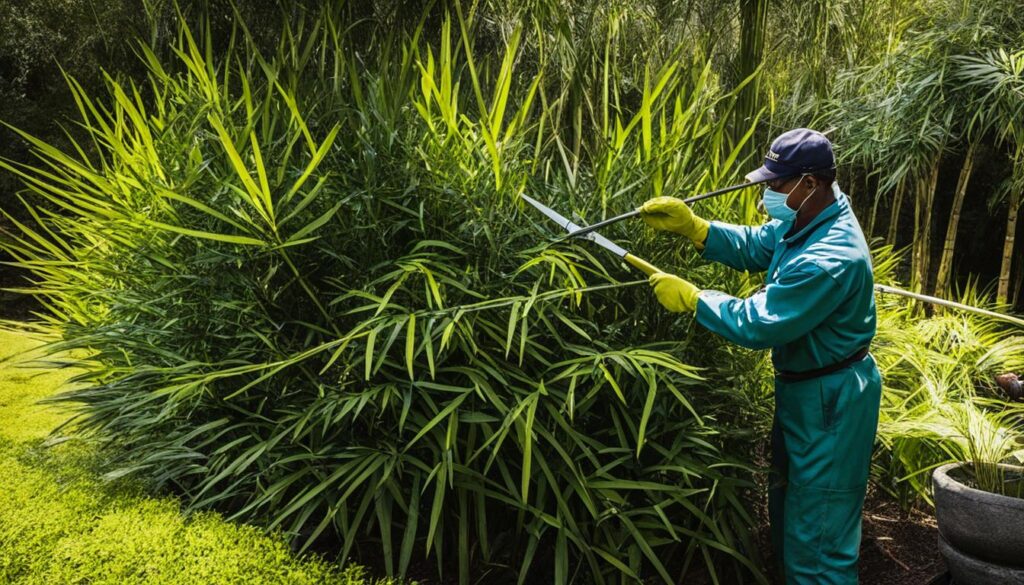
[933,462,1024,567]
[938,534,1024,585]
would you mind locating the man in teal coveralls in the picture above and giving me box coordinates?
[640,128,882,584]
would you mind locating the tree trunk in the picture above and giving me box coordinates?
[887,178,906,246]
[935,142,979,296]
[998,187,1020,305]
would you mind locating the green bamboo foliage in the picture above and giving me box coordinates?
[0,6,772,585]
[820,0,1024,298]
[953,48,1024,304]
[871,269,1024,504]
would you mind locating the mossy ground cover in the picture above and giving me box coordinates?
[0,328,398,585]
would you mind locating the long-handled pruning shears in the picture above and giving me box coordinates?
[520,193,662,276]
[520,194,1024,328]
[556,180,765,241]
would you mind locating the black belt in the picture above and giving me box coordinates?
[775,347,870,382]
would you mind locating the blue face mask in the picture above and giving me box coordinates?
[762,176,815,222]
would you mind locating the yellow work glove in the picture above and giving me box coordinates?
[639,196,710,246]
[649,272,701,313]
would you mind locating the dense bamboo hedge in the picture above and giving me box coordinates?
[0,8,775,584]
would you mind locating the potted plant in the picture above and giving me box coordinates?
[932,395,1024,584]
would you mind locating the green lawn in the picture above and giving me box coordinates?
[0,327,395,585]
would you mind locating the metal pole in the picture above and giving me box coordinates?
[874,284,1024,328]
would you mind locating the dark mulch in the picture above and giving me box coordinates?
[856,490,947,585]
[752,484,947,585]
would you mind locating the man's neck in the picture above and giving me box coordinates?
[791,189,836,233]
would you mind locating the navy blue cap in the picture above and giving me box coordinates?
[745,128,835,183]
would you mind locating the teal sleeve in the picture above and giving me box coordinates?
[701,220,781,273]
[694,263,845,350]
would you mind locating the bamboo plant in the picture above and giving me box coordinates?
[0,6,774,584]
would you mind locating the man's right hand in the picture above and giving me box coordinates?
[649,272,701,313]
[639,196,710,245]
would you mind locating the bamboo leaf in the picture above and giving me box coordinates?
[146,220,266,246]
[286,200,342,243]
[207,114,272,224]
[505,301,521,359]
[406,313,417,380]
[637,373,657,458]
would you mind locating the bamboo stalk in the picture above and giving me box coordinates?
[735,0,767,147]
[867,172,882,238]
[998,187,1020,304]
[1013,248,1024,307]
[922,159,940,293]
[887,178,905,246]
[911,160,940,294]
[935,142,978,297]
[911,179,925,292]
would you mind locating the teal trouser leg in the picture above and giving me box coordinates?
[769,356,882,585]
[769,414,788,582]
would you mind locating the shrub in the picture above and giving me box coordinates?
[1,5,771,584]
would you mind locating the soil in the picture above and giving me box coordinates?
[752,485,946,585]
[855,489,947,585]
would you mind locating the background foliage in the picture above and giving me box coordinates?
[1,1,1023,584]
